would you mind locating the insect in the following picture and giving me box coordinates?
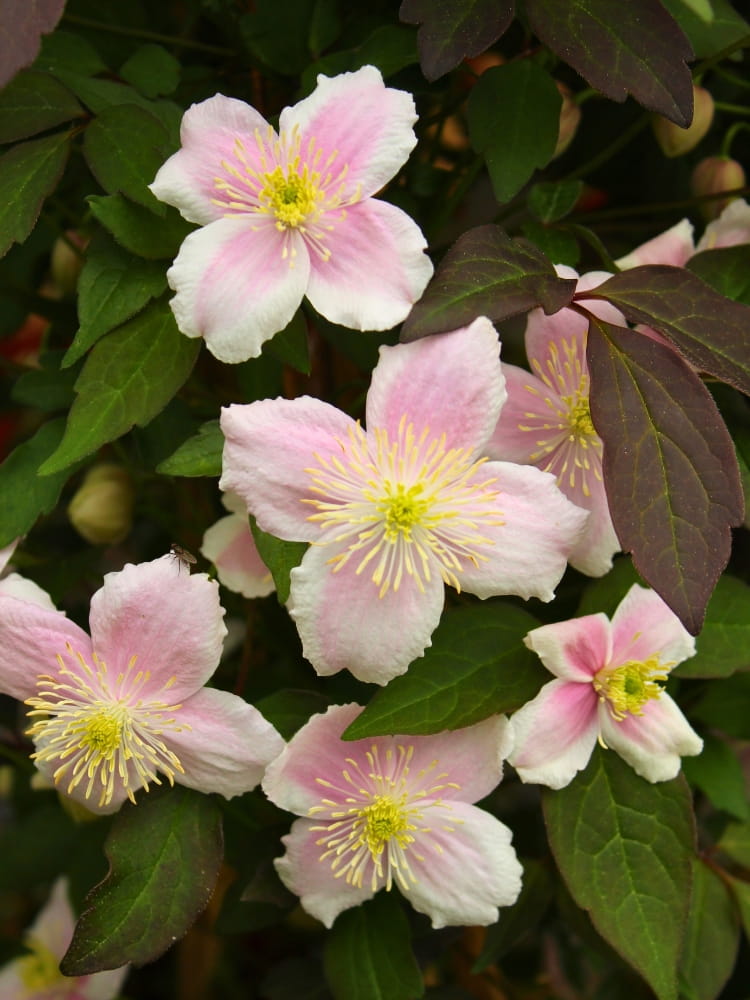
[170,543,197,571]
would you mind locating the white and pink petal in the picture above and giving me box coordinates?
[201,512,274,598]
[524,613,611,681]
[609,584,696,669]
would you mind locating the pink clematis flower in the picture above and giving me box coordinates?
[200,491,274,599]
[150,66,434,363]
[221,318,588,684]
[508,584,703,788]
[0,877,128,999]
[262,704,523,929]
[485,269,624,577]
[0,555,283,814]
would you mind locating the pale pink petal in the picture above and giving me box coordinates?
[27,876,75,957]
[0,571,57,610]
[88,556,226,703]
[150,93,273,225]
[366,318,504,451]
[609,584,696,668]
[567,475,621,577]
[696,199,750,251]
[201,512,274,598]
[524,293,622,374]
[305,199,432,331]
[220,397,358,542]
[0,964,25,998]
[509,678,599,788]
[524,613,611,681]
[288,542,445,683]
[167,217,310,363]
[80,966,130,1000]
[406,803,522,928]
[616,219,695,269]
[0,594,90,701]
[485,363,552,464]
[598,694,703,782]
[166,688,284,799]
[453,462,588,602]
[280,66,418,198]
[274,818,376,928]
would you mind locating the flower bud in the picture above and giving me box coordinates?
[652,85,714,157]
[691,156,746,219]
[553,82,582,159]
[50,231,86,298]
[67,463,135,545]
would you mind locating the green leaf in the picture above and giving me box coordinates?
[719,821,750,867]
[0,69,83,143]
[524,0,694,126]
[266,311,310,375]
[660,0,748,57]
[399,0,513,81]
[682,733,749,821]
[401,225,576,341]
[0,419,81,548]
[83,103,170,211]
[688,245,750,306]
[588,266,750,396]
[468,62,561,204]
[88,193,194,259]
[249,518,308,605]
[691,674,750,740]
[528,180,584,224]
[302,25,418,90]
[255,689,330,741]
[674,575,750,678]
[323,893,424,1000]
[587,319,743,635]
[521,220,580,268]
[343,602,546,739]
[543,748,695,1000]
[65,234,168,366]
[36,29,108,78]
[240,0,317,74]
[54,70,169,116]
[576,556,643,617]
[473,859,553,970]
[39,298,200,475]
[156,420,223,478]
[727,876,750,938]
[61,786,223,974]
[119,44,180,98]
[678,859,740,1000]
[0,131,70,259]
[12,359,78,411]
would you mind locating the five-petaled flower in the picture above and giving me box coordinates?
[485,268,625,577]
[0,555,283,814]
[150,65,434,363]
[221,318,588,684]
[508,584,703,788]
[262,703,523,929]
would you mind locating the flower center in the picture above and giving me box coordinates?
[26,645,188,809]
[593,655,669,721]
[18,939,66,992]
[259,165,320,229]
[304,415,503,597]
[361,795,414,856]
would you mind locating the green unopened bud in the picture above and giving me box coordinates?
[67,463,135,545]
[691,156,746,219]
[553,82,582,159]
[652,85,714,157]
[50,231,86,298]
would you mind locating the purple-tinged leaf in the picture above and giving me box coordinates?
[61,785,223,973]
[0,0,65,88]
[401,225,576,342]
[524,0,694,126]
[586,318,744,635]
[586,266,750,396]
[399,0,514,81]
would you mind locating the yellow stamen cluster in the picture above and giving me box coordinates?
[593,655,670,722]
[18,939,64,992]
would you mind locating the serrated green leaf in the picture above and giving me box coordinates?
[54,70,167,116]
[401,225,576,341]
[65,234,168,366]
[266,311,310,375]
[61,786,223,973]
[36,30,108,78]
[674,575,750,678]
[88,193,194,259]
[524,0,694,126]
[543,748,695,1000]
[0,131,70,259]
[587,319,743,635]
[12,361,78,411]
[119,44,180,98]
[682,733,749,821]
[249,518,308,605]
[39,299,200,475]
[343,602,546,739]
[323,893,424,1000]
[400,0,513,81]
[528,180,584,224]
[691,674,750,740]
[473,859,553,970]
[688,246,750,306]
[255,689,330,741]
[679,859,740,1000]
[719,821,750,868]
[156,420,223,478]
[660,0,748,57]
[0,69,83,143]
[468,62,561,204]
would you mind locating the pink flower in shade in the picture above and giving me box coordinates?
[149,66,434,363]
[485,269,624,578]
[0,555,283,815]
[200,492,274,599]
[262,704,523,929]
[221,318,588,685]
[0,877,127,999]
[508,584,703,789]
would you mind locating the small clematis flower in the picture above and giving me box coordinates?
[150,65,434,363]
[221,317,587,684]
[200,491,274,599]
[0,555,283,814]
[508,584,703,788]
[485,269,623,577]
[262,704,523,929]
[0,877,128,999]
